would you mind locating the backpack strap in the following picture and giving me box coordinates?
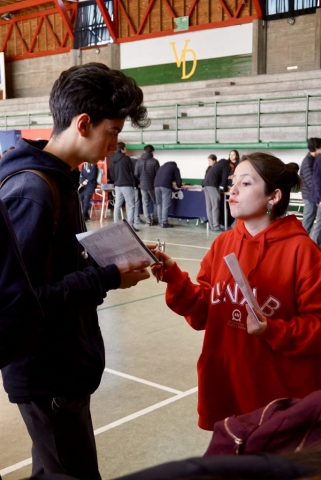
[0,169,60,233]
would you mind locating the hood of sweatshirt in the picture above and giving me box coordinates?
[230,215,309,281]
[0,138,78,189]
[110,151,127,164]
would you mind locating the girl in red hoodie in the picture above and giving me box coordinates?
[152,152,321,431]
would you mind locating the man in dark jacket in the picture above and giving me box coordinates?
[0,200,43,369]
[109,142,138,231]
[202,158,230,231]
[0,63,151,480]
[135,144,160,225]
[79,162,98,220]
[300,137,321,233]
[154,161,182,228]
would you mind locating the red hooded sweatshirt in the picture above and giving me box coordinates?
[163,215,321,430]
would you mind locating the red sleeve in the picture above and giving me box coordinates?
[164,254,213,331]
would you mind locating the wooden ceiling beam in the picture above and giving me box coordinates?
[0,0,53,15]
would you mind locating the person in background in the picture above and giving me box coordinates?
[202,158,230,232]
[202,154,217,181]
[0,199,43,368]
[79,162,98,221]
[154,161,182,228]
[300,137,321,234]
[152,153,321,432]
[130,155,144,225]
[109,142,139,231]
[0,63,151,480]
[135,144,160,226]
[227,149,240,187]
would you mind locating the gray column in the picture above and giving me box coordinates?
[314,8,321,69]
[252,19,267,75]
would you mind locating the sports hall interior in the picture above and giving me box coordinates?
[0,0,318,477]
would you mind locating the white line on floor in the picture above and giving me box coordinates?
[104,368,182,394]
[0,458,31,476]
[0,387,198,477]
[94,387,198,436]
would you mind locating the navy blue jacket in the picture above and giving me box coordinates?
[154,162,182,189]
[134,153,160,190]
[311,154,321,204]
[0,139,121,402]
[0,200,43,368]
[300,152,315,201]
[79,163,98,196]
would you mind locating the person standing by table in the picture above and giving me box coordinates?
[154,161,182,228]
[79,162,98,221]
[109,142,139,231]
[129,155,144,225]
[202,154,217,181]
[227,149,240,187]
[151,152,321,431]
[135,144,160,225]
[202,158,230,232]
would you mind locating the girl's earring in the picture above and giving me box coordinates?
[266,202,272,215]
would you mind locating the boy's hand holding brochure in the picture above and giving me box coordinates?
[76,219,159,289]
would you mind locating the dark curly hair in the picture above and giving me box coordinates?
[241,152,302,217]
[49,63,150,135]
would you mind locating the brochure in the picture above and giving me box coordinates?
[76,219,158,267]
[224,252,263,323]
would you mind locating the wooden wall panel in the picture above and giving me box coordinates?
[0,0,258,60]
[117,0,258,41]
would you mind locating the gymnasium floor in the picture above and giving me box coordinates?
[0,214,224,480]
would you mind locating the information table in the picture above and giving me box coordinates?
[169,188,233,230]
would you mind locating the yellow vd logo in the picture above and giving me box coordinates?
[170,39,197,80]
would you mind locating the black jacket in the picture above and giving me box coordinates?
[0,200,43,369]
[0,139,121,402]
[154,162,182,189]
[300,152,315,200]
[116,454,317,480]
[135,153,160,190]
[202,159,230,191]
[109,151,136,187]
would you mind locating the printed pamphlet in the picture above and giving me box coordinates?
[76,219,158,267]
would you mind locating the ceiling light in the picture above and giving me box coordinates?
[1,13,12,21]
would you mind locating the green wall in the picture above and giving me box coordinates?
[122,54,252,86]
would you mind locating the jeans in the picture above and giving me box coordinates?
[134,188,142,223]
[114,186,135,226]
[311,204,321,247]
[141,189,157,224]
[155,187,172,225]
[302,199,317,234]
[80,193,92,220]
[203,186,221,229]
